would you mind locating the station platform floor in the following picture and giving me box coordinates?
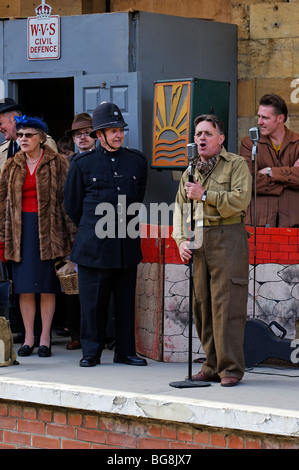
[1,333,299,442]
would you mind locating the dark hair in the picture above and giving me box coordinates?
[259,93,288,122]
[57,135,74,153]
[194,114,225,134]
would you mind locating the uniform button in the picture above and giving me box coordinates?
[117,187,120,191]
[111,158,115,162]
[114,171,118,175]
[133,175,136,179]
[92,177,96,182]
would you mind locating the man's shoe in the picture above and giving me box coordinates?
[221,377,240,387]
[79,356,101,367]
[66,340,81,350]
[113,354,147,366]
[187,370,220,382]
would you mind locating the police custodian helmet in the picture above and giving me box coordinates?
[90,102,128,138]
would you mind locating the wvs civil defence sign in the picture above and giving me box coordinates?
[27,14,60,60]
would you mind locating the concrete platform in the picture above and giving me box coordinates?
[1,335,299,440]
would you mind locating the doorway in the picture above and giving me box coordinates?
[16,77,74,143]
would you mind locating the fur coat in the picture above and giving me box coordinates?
[0,145,76,262]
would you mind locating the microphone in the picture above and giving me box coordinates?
[249,127,260,160]
[249,127,260,145]
[187,143,198,181]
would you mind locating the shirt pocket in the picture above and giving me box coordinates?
[209,173,231,192]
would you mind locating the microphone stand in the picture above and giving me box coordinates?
[170,144,210,389]
[251,142,257,318]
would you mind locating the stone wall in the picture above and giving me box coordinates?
[234,0,299,150]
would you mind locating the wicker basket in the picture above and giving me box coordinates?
[55,261,79,295]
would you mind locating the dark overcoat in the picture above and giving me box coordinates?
[64,144,147,269]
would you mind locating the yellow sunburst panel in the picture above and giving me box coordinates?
[152,80,192,168]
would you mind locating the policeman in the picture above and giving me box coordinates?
[64,102,148,367]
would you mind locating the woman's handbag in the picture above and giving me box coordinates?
[0,261,18,366]
[0,262,13,318]
[0,316,18,366]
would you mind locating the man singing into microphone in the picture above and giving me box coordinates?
[240,93,299,227]
[173,114,251,386]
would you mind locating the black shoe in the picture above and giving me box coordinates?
[113,354,147,366]
[79,356,101,367]
[38,345,52,357]
[18,344,35,357]
[14,333,25,344]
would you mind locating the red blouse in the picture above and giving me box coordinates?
[22,152,43,212]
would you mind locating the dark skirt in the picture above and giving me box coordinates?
[11,212,61,294]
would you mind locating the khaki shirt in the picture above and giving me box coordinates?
[172,147,252,247]
[0,135,57,171]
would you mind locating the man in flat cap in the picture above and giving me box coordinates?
[0,98,56,171]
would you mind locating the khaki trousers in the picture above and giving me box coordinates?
[192,223,249,380]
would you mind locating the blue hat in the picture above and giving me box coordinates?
[14,115,48,133]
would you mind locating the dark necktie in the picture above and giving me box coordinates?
[13,141,20,155]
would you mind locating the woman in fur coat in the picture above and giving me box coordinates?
[0,116,76,358]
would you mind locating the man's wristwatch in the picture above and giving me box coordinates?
[201,190,207,202]
[266,167,271,176]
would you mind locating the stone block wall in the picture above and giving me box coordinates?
[234,0,299,150]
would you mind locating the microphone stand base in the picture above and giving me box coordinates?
[169,380,211,389]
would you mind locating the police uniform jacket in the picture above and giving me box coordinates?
[64,144,147,270]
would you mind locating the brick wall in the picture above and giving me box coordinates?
[141,226,299,266]
[247,227,299,265]
[1,399,299,449]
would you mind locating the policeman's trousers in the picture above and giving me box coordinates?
[78,265,137,358]
[192,223,249,380]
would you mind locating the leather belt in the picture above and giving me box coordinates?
[203,216,243,226]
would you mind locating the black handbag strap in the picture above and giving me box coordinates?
[0,261,9,281]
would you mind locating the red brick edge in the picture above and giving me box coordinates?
[1,400,299,449]
[140,225,299,265]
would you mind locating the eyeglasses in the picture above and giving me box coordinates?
[74,131,91,138]
[16,132,39,139]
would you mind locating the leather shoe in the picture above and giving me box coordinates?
[113,354,147,366]
[187,370,220,382]
[79,356,101,367]
[18,344,35,357]
[221,377,240,387]
[66,340,81,350]
[38,345,51,357]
